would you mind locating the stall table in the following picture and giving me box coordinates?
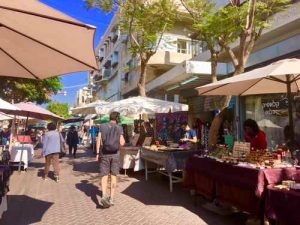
[120,146,140,175]
[141,147,199,192]
[184,155,297,217]
[265,181,300,225]
[10,144,34,170]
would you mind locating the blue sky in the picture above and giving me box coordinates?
[40,0,113,106]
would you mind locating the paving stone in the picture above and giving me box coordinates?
[0,147,247,225]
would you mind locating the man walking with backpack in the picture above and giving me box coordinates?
[96,112,125,208]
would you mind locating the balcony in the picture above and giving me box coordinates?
[98,68,111,85]
[111,51,119,67]
[112,29,120,43]
[98,48,104,61]
[148,50,192,66]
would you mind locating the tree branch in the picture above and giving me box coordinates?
[153,23,167,54]
[219,37,238,68]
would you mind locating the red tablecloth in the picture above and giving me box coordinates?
[265,185,300,225]
[184,155,297,216]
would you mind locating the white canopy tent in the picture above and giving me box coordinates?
[71,100,108,115]
[95,96,189,118]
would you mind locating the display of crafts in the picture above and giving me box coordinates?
[146,145,167,151]
[245,150,275,166]
[208,145,294,168]
[208,145,228,159]
[275,180,300,191]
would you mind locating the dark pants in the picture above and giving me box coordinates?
[68,145,77,156]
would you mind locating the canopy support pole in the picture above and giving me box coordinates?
[286,75,294,140]
[18,113,29,173]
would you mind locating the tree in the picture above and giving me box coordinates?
[0,77,63,104]
[47,101,70,118]
[182,0,290,146]
[86,0,177,96]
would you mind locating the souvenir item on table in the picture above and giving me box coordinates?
[208,145,228,159]
[232,142,251,158]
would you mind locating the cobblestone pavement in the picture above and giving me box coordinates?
[0,147,248,225]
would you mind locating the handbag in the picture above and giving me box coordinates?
[59,132,66,159]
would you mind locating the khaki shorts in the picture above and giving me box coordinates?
[99,153,119,176]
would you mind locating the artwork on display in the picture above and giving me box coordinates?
[156,112,188,143]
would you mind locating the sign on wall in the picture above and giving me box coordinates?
[261,97,288,116]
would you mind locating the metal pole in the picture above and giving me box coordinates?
[18,113,29,172]
[8,115,16,152]
[286,75,294,140]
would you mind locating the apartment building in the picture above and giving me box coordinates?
[92,12,202,102]
[147,0,300,144]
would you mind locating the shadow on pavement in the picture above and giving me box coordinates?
[72,160,99,174]
[75,180,102,208]
[29,162,45,169]
[0,195,53,225]
[122,176,247,225]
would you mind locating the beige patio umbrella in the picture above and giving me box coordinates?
[0,0,98,79]
[196,58,300,136]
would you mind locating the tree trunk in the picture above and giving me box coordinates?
[138,60,147,97]
[208,63,246,147]
[211,52,218,83]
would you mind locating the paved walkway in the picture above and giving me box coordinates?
[0,148,247,225]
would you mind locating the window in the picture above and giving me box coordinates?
[177,39,188,54]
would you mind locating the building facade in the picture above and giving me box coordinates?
[92,13,202,102]
[92,1,300,145]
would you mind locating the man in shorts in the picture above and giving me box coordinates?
[96,112,125,208]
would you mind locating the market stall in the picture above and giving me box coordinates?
[184,144,298,220]
[95,115,138,174]
[265,182,300,225]
[95,96,191,180]
[141,145,199,192]
[10,144,34,170]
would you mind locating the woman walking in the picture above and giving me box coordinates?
[67,125,79,158]
[43,123,63,182]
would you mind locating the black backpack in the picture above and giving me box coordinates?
[102,124,120,154]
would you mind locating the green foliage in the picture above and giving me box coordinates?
[184,0,290,66]
[47,101,70,118]
[119,0,177,58]
[0,77,63,104]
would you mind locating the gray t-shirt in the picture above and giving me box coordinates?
[99,123,123,155]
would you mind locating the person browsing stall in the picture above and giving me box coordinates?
[180,122,197,144]
[96,112,125,208]
[243,119,267,150]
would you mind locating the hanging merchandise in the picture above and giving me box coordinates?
[201,122,210,150]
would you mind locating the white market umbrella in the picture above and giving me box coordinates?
[0,0,98,79]
[257,119,282,129]
[196,58,300,134]
[71,100,108,115]
[95,96,189,117]
[0,112,14,121]
[0,98,21,114]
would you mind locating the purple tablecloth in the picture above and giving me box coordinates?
[265,185,300,225]
[184,155,297,216]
